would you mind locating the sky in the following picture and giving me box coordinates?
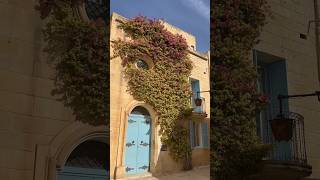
[110,0,210,53]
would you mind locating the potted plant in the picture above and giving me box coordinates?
[195,98,202,106]
[270,115,293,141]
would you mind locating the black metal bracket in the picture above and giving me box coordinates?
[278,91,320,116]
[196,90,210,98]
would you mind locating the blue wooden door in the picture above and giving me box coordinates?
[57,167,109,180]
[125,114,151,175]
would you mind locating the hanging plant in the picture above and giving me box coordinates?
[35,0,109,126]
[112,16,194,168]
[211,0,272,179]
[195,98,202,106]
[270,116,293,141]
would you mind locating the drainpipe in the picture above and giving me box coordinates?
[314,0,320,85]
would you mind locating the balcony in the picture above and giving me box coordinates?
[190,97,207,120]
[256,112,312,180]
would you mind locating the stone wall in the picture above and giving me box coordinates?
[0,1,107,179]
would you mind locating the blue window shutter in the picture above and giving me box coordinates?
[266,60,291,160]
[266,60,289,116]
[191,80,200,98]
[201,122,209,148]
[191,80,201,112]
[189,121,195,148]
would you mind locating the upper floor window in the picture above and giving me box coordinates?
[190,78,202,112]
[253,50,289,140]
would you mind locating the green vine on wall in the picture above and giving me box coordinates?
[36,0,109,126]
[211,0,272,179]
[112,16,194,167]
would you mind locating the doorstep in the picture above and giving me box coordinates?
[116,172,153,180]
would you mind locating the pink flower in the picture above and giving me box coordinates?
[258,95,270,103]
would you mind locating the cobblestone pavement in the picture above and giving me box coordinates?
[121,166,210,180]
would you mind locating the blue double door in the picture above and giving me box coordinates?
[125,114,151,175]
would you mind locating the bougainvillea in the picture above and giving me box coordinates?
[112,16,194,168]
[36,0,109,126]
[211,0,271,179]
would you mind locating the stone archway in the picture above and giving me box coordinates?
[43,122,108,180]
[57,138,109,180]
[114,101,159,179]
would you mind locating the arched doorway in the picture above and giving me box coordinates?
[125,106,151,175]
[57,138,109,180]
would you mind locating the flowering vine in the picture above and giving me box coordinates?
[35,0,109,126]
[211,0,271,179]
[112,16,194,168]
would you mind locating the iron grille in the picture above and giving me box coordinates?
[66,141,109,170]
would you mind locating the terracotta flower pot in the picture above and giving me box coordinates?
[270,118,293,141]
[195,98,202,106]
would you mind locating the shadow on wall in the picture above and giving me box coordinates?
[153,148,210,176]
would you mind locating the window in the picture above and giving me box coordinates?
[253,50,289,139]
[253,50,291,159]
[189,121,209,148]
[57,140,109,179]
[65,140,108,170]
[190,78,202,113]
[135,59,149,70]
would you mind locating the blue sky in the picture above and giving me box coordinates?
[110,0,210,52]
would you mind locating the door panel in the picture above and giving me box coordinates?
[136,115,151,174]
[125,115,139,175]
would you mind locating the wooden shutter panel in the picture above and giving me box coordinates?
[201,122,209,148]
[191,80,201,113]
[189,121,195,148]
[266,59,291,160]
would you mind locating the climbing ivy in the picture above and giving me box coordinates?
[211,0,271,179]
[112,16,194,168]
[36,0,109,126]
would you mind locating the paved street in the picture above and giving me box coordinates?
[120,166,210,180]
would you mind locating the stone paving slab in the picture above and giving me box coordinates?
[121,166,210,180]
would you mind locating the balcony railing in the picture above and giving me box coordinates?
[262,112,309,167]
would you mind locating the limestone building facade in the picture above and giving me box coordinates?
[109,13,210,179]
